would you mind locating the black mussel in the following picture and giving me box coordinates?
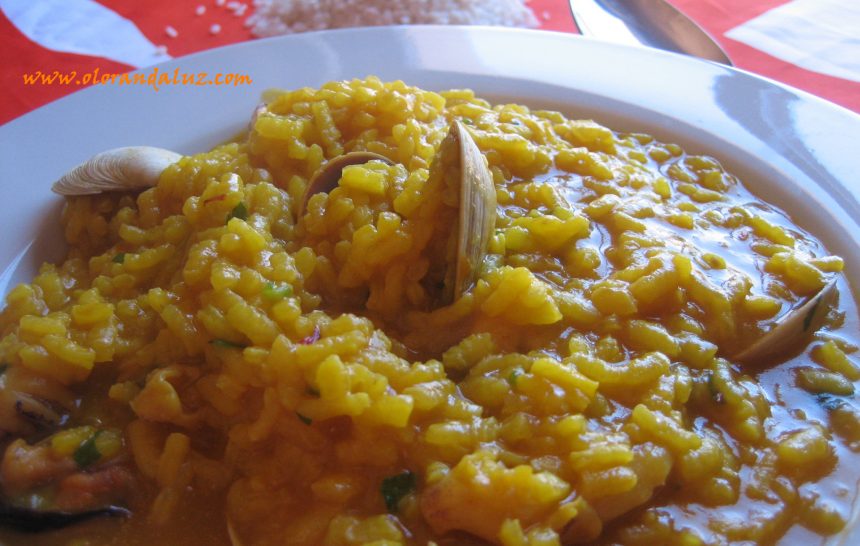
[0,503,130,532]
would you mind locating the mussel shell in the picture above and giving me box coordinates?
[0,503,130,532]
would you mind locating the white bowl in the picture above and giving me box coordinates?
[1,25,858,544]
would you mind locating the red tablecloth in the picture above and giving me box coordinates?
[1,0,858,126]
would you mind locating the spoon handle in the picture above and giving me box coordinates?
[569,0,733,65]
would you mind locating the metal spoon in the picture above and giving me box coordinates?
[569,0,733,65]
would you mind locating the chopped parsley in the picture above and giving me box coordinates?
[262,282,293,301]
[112,253,126,264]
[226,202,249,223]
[380,471,416,513]
[73,431,103,468]
[815,393,847,412]
[209,338,248,349]
[506,368,522,387]
[296,412,312,426]
[707,374,725,405]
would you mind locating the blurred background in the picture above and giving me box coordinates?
[1,0,858,125]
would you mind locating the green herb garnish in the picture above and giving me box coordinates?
[506,368,522,387]
[226,202,249,223]
[380,471,416,513]
[815,393,847,412]
[707,374,725,405]
[296,412,312,425]
[73,431,103,468]
[262,282,293,301]
[112,253,126,264]
[210,338,248,349]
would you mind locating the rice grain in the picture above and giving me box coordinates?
[246,0,538,37]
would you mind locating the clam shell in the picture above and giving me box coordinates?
[448,120,497,303]
[732,278,838,364]
[298,151,393,217]
[51,146,182,196]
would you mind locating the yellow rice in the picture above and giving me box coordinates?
[1,77,859,546]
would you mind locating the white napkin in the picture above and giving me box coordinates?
[726,0,860,83]
[0,0,171,68]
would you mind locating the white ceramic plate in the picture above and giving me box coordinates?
[0,25,859,543]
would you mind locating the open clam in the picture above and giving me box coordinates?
[51,146,182,196]
[52,120,497,305]
[299,121,496,304]
[732,278,838,364]
[439,120,497,304]
[297,151,393,217]
[301,121,495,303]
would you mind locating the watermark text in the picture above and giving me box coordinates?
[22,67,252,92]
